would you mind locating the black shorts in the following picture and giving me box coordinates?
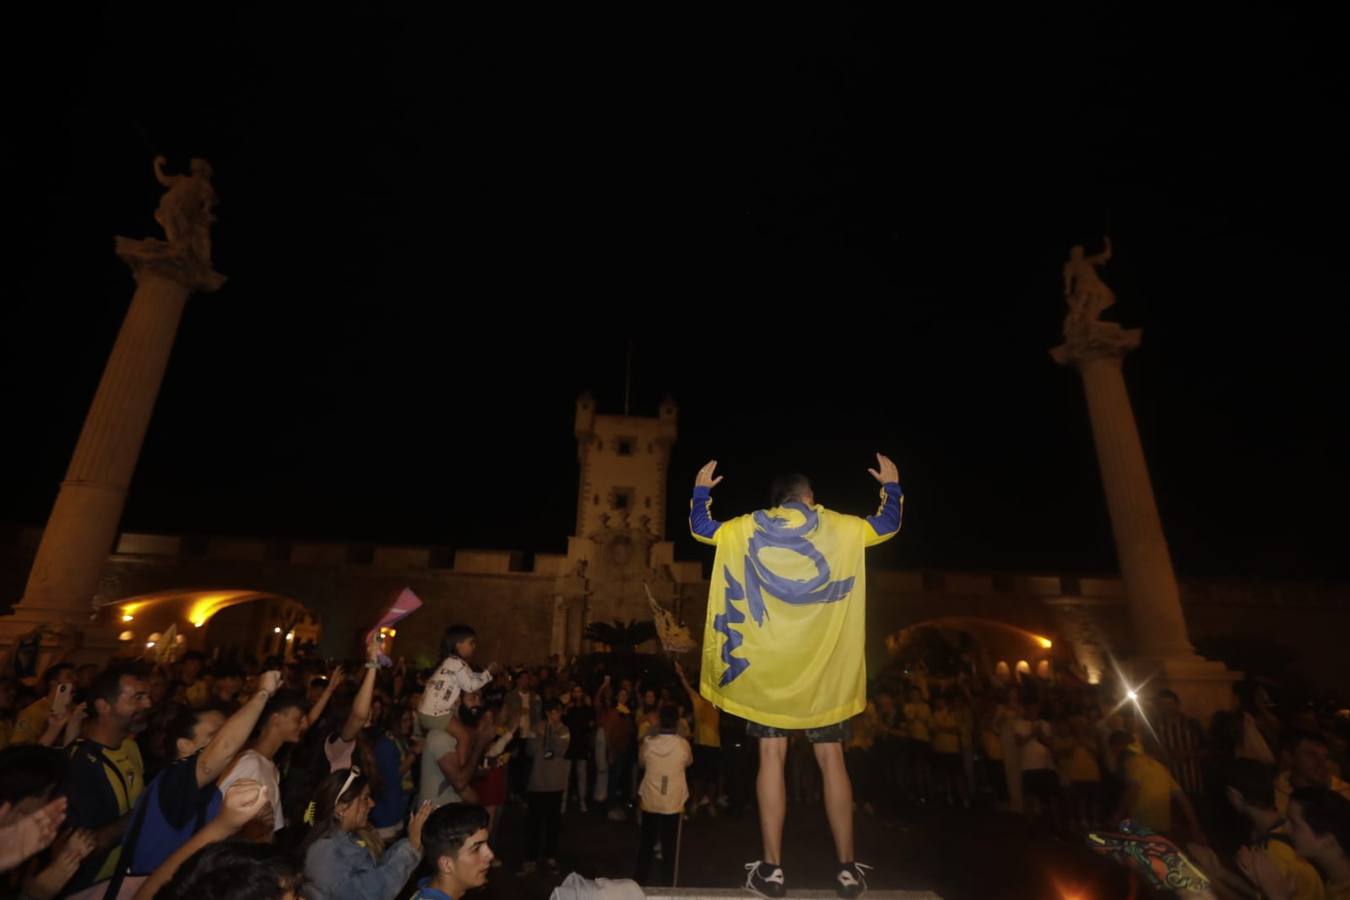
[746,719,852,744]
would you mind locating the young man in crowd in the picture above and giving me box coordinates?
[408,804,496,900]
[1276,730,1350,816]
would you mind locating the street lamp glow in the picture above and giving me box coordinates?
[1127,689,1138,702]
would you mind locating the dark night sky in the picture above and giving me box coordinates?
[3,5,1347,579]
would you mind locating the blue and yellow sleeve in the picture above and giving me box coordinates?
[690,486,722,545]
[864,481,903,547]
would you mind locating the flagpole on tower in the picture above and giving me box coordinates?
[624,337,633,416]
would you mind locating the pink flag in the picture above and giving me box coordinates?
[376,587,423,630]
[366,588,424,666]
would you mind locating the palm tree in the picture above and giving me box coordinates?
[583,618,658,653]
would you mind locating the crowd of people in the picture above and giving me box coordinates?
[842,659,1350,899]
[0,620,729,900]
[3,621,1350,899]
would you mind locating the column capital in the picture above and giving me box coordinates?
[1050,321,1142,368]
[114,236,225,293]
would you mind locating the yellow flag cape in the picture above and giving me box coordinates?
[693,484,901,729]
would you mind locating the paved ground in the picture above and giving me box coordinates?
[468,798,1138,900]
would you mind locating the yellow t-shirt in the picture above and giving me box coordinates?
[638,717,690,742]
[1261,836,1326,900]
[10,696,52,746]
[67,739,143,885]
[1066,742,1101,783]
[932,710,961,754]
[76,738,146,882]
[1124,753,1177,834]
[982,727,1004,760]
[904,702,932,743]
[956,707,974,747]
[1052,733,1076,768]
[691,696,721,749]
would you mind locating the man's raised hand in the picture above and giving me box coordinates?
[867,453,899,485]
[695,460,724,490]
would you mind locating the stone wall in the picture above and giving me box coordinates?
[3,527,1348,692]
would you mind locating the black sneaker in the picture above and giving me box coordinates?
[836,862,872,898]
[743,861,786,898]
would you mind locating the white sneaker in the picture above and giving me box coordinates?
[835,861,873,898]
[744,861,786,898]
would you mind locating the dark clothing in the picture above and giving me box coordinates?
[61,738,145,897]
[563,704,595,760]
[635,811,680,886]
[525,790,563,861]
[125,751,221,875]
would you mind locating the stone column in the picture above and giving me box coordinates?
[1053,317,1237,720]
[2,158,223,662]
[1053,324,1194,658]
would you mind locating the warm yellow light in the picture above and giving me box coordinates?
[122,614,134,623]
[285,632,294,642]
[389,628,396,637]
[118,630,135,642]
[274,626,282,634]
[186,592,254,629]
[146,641,156,649]
[1035,635,1053,649]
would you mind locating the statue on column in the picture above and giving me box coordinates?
[152,156,218,264]
[1062,236,1115,335]
[116,156,225,291]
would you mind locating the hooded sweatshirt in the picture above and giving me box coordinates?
[638,732,692,814]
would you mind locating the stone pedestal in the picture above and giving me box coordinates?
[1124,654,1242,726]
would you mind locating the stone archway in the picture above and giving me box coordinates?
[104,589,320,662]
[882,616,1067,685]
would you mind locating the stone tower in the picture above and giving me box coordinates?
[550,393,697,656]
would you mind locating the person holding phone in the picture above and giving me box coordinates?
[37,680,86,748]
[10,663,77,746]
